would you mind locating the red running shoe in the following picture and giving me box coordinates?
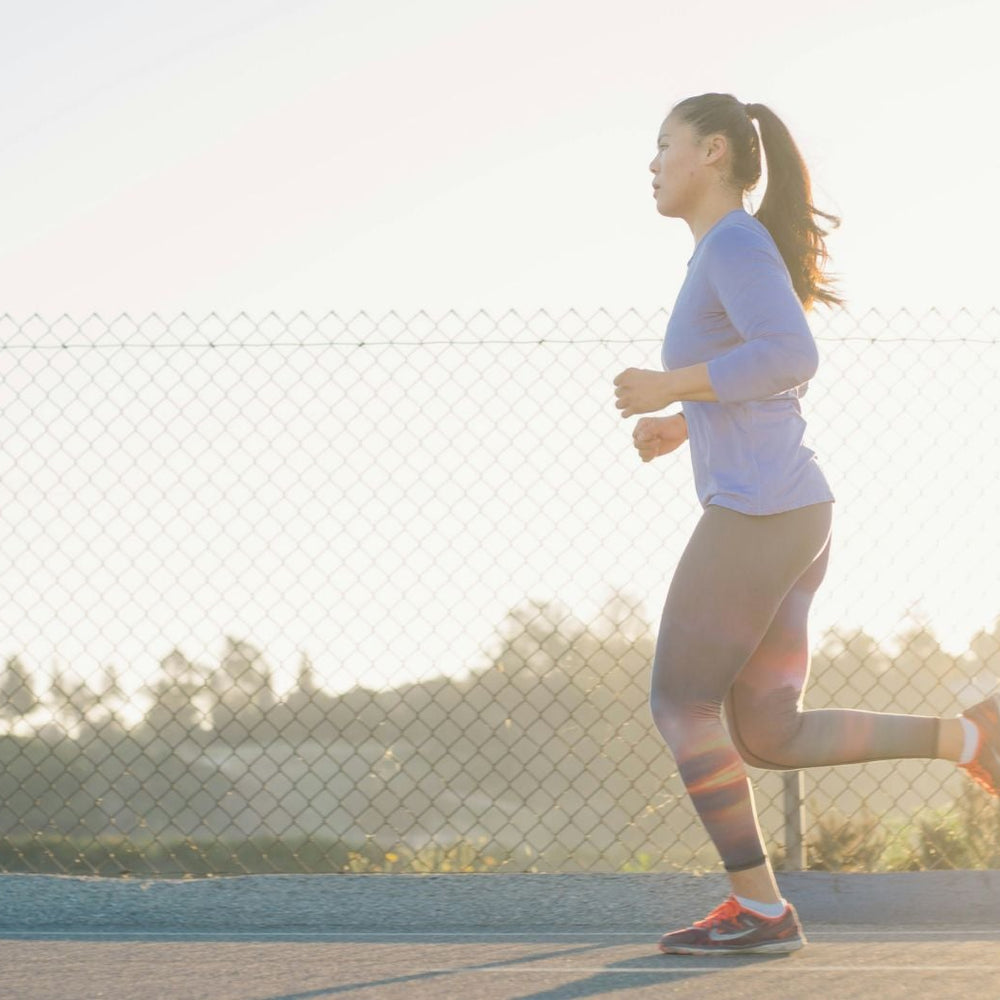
[961,694,1000,797]
[658,896,806,956]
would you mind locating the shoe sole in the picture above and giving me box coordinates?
[658,935,806,956]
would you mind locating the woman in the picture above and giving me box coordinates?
[613,92,1000,956]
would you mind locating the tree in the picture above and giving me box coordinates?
[50,665,100,730]
[140,648,212,744]
[0,656,40,720]
[210,637,277,740]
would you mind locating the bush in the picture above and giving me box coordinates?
[806,810,887,872]
[803,787,1000,872]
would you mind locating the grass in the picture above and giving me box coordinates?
[3,787,998,875]
[0,834,537,876]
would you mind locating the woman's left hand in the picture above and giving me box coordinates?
[613,368,673,418]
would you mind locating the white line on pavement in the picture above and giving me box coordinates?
[1,928,999,941]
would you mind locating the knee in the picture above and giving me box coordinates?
[731,727,792,770]
[729,686,803,770]
[648,687,677,745]
[649,687,720,755]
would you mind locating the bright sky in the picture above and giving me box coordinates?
[1,1,999,701]
[2,0,999,316]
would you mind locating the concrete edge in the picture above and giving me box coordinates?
[1,871,998,934]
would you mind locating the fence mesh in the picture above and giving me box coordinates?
[1,308,999,876]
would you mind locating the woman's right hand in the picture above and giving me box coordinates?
[632,414,688,463]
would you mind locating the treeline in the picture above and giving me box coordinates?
[0,638,339,746]
[2,599,997,745]
[0,594,997,875]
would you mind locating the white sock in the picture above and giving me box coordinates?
[958,716,981,765]
[734,894,786,919]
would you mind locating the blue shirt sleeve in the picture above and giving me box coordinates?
[703,225,819,404]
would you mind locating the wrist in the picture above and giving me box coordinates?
[659,371,679,408]
[665,363,716,403]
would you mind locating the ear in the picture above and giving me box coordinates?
[703,133,728,166]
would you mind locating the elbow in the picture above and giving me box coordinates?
[777,337,818,392]
[788,341,819,388]
[708,334,820,404]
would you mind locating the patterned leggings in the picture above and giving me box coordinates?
[649,501,939,872]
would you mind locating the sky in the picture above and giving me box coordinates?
[2,0,1000,317]
[1,0,999,702]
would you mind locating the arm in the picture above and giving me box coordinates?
[703,227,819,404]
[661,362,716,402]
[613,363,716,418]
[613,227,819,417]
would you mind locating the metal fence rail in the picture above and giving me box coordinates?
[1,308,998,875]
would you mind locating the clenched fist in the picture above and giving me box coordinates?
[613,367,672,418]
[632,414,688,463]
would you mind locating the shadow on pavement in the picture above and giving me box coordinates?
[246,942,614,1000]
[506,950,793,1000]
[236,941,792,1000]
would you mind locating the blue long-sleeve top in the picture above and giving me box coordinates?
[662,209,835,514]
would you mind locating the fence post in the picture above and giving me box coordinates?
[782,770,806,870]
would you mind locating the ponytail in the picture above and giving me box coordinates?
[745,103,842,309]
[672,93,842,310]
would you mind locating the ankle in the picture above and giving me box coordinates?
[728,860,781,905]
[938,716,977,763]
[734,894,786,918]
[936,717,962,761]
[957,716,981,764]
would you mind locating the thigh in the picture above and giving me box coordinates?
[734,532,831,690]
[653,503,832,707]
[724,534,832,764]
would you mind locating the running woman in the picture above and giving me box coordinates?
[612,92,1000,956]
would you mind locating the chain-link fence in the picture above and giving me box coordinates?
[1,308,999,876]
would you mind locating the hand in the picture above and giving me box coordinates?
[632,415,687,463]
[613,368,673,418]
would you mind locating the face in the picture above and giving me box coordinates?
[648,114,715,218]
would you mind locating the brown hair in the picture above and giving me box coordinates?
[671,92,842,309]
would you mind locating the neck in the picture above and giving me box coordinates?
[686,190,745,244]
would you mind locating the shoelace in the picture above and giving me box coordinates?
[693,896,743,929]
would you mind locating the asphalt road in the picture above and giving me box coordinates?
[3,872,1000,999]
